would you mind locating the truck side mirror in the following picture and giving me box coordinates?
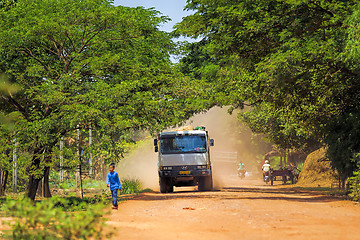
[210,139,214,146]
[154,145,159,152]
[154,139,158,146]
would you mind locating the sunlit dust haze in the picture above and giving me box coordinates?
[117,106,272,191]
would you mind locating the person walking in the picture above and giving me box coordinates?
[106,163,121,210]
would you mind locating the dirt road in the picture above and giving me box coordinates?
[108,176,360,240]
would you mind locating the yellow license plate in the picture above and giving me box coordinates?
[179,171,191,175]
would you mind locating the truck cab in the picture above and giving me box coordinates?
[154,126,214,193]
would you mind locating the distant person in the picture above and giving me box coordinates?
[238,162,245,171]
[262,160,271,177]
[237,162,246,178]
[107,163,121,210]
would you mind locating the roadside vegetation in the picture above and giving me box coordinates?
[349,170,360,201]
[0,177,145,239]
[0,197,109,240]
[175,0,360,200]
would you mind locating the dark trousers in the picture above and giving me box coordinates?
[111,189,118,207]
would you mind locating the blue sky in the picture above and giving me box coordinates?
[114,0,193,33]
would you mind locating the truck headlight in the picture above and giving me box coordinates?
[162,166,172,170]
[197,165,206,169]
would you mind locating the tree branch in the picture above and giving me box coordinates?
[309,1,334,17]
[20,48,49,72]
[1,95,30,120]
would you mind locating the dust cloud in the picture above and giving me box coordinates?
[117,139,159,190]
[185,107,271,188]
[117,106,271,191]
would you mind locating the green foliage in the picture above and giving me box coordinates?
[0,0,16,10]
[349,169,360,201]
[2,197,109,240]
[175,0,360,181]
[325,110,360,180]
[296,162,304,173]
[0,0,210,198]
[121,178,142,194]
[239,103,320,152]
[53,196,107,211]
[0,196,7,210]
[82,179,106,189]
[176,0,357,139]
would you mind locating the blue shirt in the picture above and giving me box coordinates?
[106,172,121,191]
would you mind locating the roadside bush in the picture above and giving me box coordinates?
[53,196,107,211]
[349,169,360,201]
[121,178,142,194]
[2,197,109,240]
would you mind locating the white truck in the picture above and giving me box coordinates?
[154,126,214,193]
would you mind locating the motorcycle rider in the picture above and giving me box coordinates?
[262,160,271,179]
[237,162,246,178]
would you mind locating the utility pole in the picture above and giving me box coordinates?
[89,124,93,177]
[60,138,64,182]
[12,138,17,193]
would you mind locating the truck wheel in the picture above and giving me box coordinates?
[159,177,168,193]
[167,183,174,193]
[198,176,212,191]
[270,177,274,186]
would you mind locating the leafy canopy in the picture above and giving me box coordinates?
[0,0,209,197]
[176,0,358,151]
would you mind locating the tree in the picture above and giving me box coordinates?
[175,0,360,176]
[239,103,320,152]
[325,109,360,186]
[0,0,208,200]
[324,5,360,183]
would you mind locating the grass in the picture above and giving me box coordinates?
[56,179,107,190]
[121,178,142,194]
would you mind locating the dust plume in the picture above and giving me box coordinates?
[117,106,271,190]
[117,139,159,190]
[184,107,272,188]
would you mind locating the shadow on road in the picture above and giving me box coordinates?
[130,186,345,203]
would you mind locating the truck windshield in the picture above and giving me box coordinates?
[160,135,207,154]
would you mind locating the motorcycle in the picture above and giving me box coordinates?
[263,171,270,184]
[238,170,246,179]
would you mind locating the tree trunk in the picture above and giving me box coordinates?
[4,170,8,192]
[36,178,43,197]
[43,166,52,198]
[0,171,3,196]
[3,170,8,194]
[0,170,9,196]
[28,176,42,200]
[0,171,4,196]
[27,148,43,200]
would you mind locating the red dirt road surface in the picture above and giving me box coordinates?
[107,177,360,240]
